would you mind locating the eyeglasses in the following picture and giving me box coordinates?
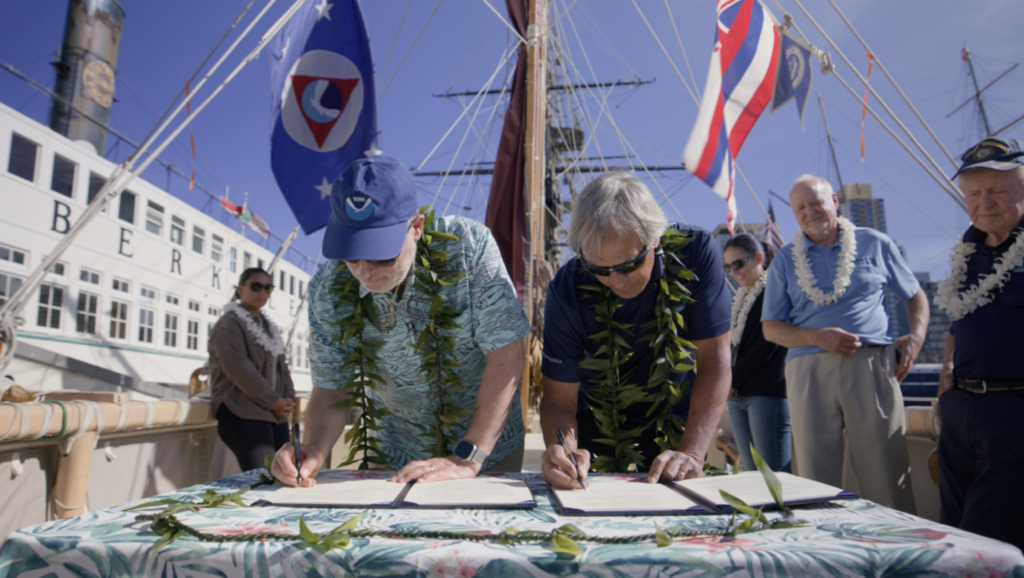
[723,254,754,271]
[581,246,650,277]
[246,282,275,294]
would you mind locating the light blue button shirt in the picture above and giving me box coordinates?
[762,226,920,361]
[307,216,530,467]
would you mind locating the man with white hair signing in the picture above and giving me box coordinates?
[539,172,732,488]
[761,174,928,513]
[936,138,1024,551]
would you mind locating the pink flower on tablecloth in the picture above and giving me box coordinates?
[430,550,478,578]
[207,523,294,536]
[675,536,760,553]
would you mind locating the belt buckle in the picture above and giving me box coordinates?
[979,381,988,394]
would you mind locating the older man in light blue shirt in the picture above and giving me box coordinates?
[762,174,928,513]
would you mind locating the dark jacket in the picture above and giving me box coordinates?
[209,308,294,423]
[732,292,787,398]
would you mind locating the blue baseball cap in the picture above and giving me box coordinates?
[951,137,1024,179]
[322,155,418,261]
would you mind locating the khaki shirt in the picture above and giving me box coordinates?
[209,309,295,423]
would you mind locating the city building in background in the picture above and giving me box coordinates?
[913,272,952,364]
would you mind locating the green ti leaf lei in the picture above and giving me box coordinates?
[579,228,697,473]
[327,207,470,469]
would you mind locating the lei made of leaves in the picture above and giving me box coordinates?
[578,228,697,473]
[327,207,470,469]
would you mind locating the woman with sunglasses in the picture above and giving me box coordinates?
[208,267,296,471]
[722,234,791,473]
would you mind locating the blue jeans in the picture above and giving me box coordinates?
[727,396,792,473]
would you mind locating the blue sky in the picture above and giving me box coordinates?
[3,0,1024,277]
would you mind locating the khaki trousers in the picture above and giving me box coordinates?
[785,346,916,513]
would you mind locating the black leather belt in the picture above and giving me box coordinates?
[955,378,1024,394]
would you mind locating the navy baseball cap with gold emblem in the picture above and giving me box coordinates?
[322,155,418,262]
[951,137,1024,180]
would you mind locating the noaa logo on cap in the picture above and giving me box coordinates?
[345,195,374,221]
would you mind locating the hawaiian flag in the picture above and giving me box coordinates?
[268,0,380,235]
[683,0,780,234]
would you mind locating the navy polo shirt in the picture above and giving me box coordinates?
[951,224,1024,381]
[541,226,731,419]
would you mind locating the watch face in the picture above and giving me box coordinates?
[453,440,475,460]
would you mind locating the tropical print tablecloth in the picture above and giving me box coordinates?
[1,471,1021,577]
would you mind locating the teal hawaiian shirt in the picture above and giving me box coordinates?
[307,216,530,468]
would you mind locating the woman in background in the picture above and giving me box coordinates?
[209,267,295,471]
[723,234,791,472]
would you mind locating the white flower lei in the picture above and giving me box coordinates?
[792,216,857,307]
[729,272,767,349]
[223,302,286,357]
[935,228,1024,320]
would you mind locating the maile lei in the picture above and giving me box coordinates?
[729,272,767,363]
[223,302,286,357]
[578,228,697,473]
[935,227,1024,320]
[328,207,470,470]
[792,216,857,307]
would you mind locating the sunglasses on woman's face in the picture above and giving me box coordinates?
[723,254,754,271]
[247,282,275,294]
[581,246,650,277]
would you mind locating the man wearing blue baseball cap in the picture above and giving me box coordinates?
[936,137,1024,550]
[271,155,530,485]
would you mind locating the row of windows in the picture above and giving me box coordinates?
[7,132,305,285]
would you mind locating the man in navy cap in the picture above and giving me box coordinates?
[271,155,530,485]
[937,137,1024,550]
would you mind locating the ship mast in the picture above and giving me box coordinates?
[962,45,993,137]
[818,93,845,197]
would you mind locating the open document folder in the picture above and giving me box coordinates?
[550,472,856,516]
[674,471,857,512]
[260,476,536,509]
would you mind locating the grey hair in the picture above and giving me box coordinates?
[568,172,668,255]
[791,174,836,207]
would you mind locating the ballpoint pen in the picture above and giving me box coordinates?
[556,428,587,490]
[293,422,303,487]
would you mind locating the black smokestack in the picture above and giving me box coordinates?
[49,0,126,155]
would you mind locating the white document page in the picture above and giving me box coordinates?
[552,481,702,513]
[676,471,846,508]
[402,478,534,507]
[262,479,402,507]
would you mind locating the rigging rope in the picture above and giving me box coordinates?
[479,0,526,44]
[664,0,700,100]
[824,0,959,168]
[444,83,511,215]
[435,82,507,210]
[417,41,521,174]
[788,0,966,208]
[629,0,699,105]
[378,0,413,88]
[379,0,445,99]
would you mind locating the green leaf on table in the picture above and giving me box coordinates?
[124,498,182,511]
[299,516,321,546]
[331,513,364,534]
[150,529,182,552]
[548,533,581,556]
[320,532,350,551]
[719,490,768,524]
[264,455,274,474]
[654,521,672,547]
[556,523,585,537]
[728,516,758,537]
[750,444,788,512]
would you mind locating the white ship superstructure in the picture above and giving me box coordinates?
[0,101,313,398]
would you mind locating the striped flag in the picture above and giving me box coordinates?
[241,201,271,239]
[762,200,784,254]
[683,0,780,234]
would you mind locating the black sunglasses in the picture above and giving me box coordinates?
[723,254,754,271]
[581,246,650,277]
[247,282,275,294]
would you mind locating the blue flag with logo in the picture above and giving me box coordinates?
[769,28,812,129]
[268,0,380,235]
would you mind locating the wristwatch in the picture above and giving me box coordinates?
[453,439,488,467]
